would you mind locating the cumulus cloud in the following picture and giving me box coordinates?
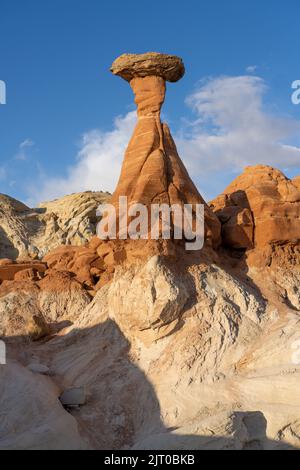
[29,111,136,203]
[176,75,300,179]
[28,75,300,204]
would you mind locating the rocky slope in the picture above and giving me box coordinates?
[1,247,299,449]
[0,191,110,260]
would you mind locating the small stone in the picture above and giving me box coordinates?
[59,387,86,407]
[27,363,50,375]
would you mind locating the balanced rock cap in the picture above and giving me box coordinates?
[110,52,185,82]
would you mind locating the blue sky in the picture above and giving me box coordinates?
[0,0,299,205]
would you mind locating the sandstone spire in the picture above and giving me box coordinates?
[110,52,221,247]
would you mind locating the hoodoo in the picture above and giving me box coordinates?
[110,52,221,247]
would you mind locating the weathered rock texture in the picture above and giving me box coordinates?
[0,53,299,450]
[111,53,221,247]
[1,252,300,450]
[0,191,110,260]
[111,52,185,82]
[0,261,47,282]
[0,165,299,449]
[0,362,88,449]
[210,165,300,251]
[293,175,300,191]
[0,267,91,340]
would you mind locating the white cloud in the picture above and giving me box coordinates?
[27,75,300,204]
[15,138,35,161]
[20,138,35,149]
[246,65,257,73]
[176,75,300,181]
[31,111,136,203]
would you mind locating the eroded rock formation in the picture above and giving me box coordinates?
[111,53,221,247]
[210,165,300,254]
[2,251,300,449]
[0,54,300,451]
[0,191,110,260]
[110,52,185,82]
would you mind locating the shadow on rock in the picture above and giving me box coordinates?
[1,319,298,450]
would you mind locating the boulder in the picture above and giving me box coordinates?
[211,165,300,249]
[0,285,50,340]
[59,387,86,407]
[27,363,50,375]
[111,52,185,82]
[221,207,254,249]
[109,256,189,331]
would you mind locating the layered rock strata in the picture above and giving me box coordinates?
[110,53,221,247]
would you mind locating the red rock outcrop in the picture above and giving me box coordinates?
[110,53,221,247]
[0,261,47,282]
[0,52,223,299]
[293,175,300,191]
[22,52,221,297]
[210,165,300,252]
